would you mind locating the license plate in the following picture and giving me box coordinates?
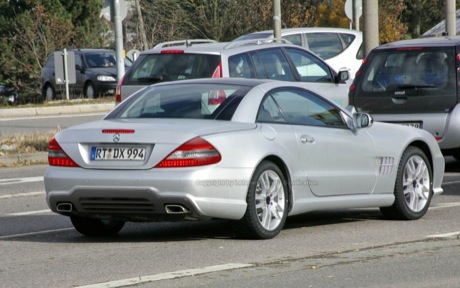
[90,146,146,161]
[398,122,422,128]
[388,122,422,129]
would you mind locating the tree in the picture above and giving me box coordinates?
[402,0,448,38]
[0,0,109,102]
[379,0,408,43]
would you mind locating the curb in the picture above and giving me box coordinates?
[0,103,115,118]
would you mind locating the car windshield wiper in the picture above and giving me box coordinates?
[394,84,436,90]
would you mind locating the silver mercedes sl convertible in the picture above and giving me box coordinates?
[44,78,444,239]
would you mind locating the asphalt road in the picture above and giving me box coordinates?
[1,158,460,287]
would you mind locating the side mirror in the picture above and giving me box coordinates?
[354,113,373,129]
[335,70,350,84]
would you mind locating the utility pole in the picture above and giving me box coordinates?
[446,0,456,36]
[114,0,125,81]
[362,0,379,57]
[273,0,281,42]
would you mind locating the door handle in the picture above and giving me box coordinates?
[300,135,315,143]
[392,97,407,104]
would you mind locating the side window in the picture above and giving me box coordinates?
[228,53,255,78]
[257,95,286,123]
[256,49,295,81]
[284,48,332,82]
[306,33,343,59]
[282,34,302,46]
[249,52,267,78]
[338,33,356,49]
[268,88,346,128]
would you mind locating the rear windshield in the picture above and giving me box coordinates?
[123,53,221,85]
[109,83,251,120]
[360,48,456,95]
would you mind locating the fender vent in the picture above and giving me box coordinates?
[379,157,395,175]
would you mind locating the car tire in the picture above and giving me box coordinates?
[43,84,56,101]
[380,146,433,220]
[70,215,125,237]
[236,161,288,239]
[84,82,97,99]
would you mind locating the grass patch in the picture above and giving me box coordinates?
[0,130,56,155]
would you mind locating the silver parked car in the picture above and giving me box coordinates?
[45,78,444,239]
[116,40,350,107]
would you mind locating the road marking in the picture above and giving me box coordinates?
[6,209,51,216]
[441,179,460,186]
[426,231,460,238]
[0,228,74,240]
[76,263,254,288]
[0,176,43,185]
[429,202,460,210]
[0,191,44,199]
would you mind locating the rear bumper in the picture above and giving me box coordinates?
[44,166,252,222]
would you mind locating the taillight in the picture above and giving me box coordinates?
[211,62,223,78]
[115,76,125,104]
[208,89,226,105]
[155,137,221,168]
[48,138,79,167]
[349,82,356,93]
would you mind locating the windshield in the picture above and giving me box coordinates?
[109,83,251,120]
[84,52,117,68]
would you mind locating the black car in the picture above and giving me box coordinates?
[0,83,19,104]
[40,48,126,100]
[349,36,460,159]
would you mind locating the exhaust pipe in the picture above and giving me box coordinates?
[165,204,189,214]
[56,202,73,212]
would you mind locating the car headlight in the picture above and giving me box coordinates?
[97,75,116,82]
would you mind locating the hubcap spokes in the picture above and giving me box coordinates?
[403,155,430,212]
[255,170,285,230]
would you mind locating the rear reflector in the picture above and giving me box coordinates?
[156,137,221,168]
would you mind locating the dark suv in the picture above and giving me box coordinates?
[41,48,123,100]
[349,36,460,158]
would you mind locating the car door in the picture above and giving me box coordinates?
[74,51,85,95]
[283,47,350,107]
[264,87,377,196]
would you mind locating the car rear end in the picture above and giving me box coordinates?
[349,37,460,155]
[116,43,225,104]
